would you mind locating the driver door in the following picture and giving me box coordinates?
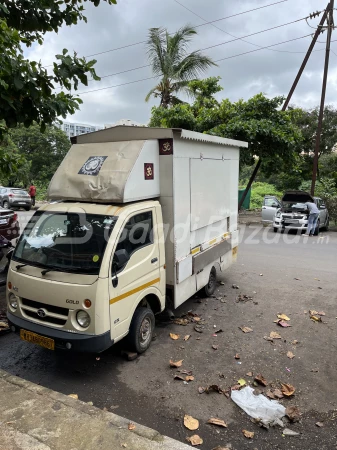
[109,209,160,339]
[262,197,281,223]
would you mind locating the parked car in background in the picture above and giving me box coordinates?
[271,191,329,235]
[262,195,282,224]
[0,188,31,211]
[0,206,20,240]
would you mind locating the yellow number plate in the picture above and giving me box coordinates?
[20,329,55,350]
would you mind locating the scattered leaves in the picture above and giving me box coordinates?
[277,320,292,328]
[316,422,324,427]
[173,318,189,326]
[170,333,180,340]
[292,340,299,345]
[194,325,204,333]
[198,387,205,394]
[281,383,296,397]
[186,376,195,382]
[238,378,246,386]
[310,315,322,322]
[186,435,203,446]
[317,311,326,316]
[287,351,295,359]
[239,326,253,333]
[128,423,136,430]
[68,394,78,400]
[286,406,301,422]
[254,374,268,386]
[270,331,282,339]
[235,354,240,360]
[184,415,199,431]
[184,335,191,341]
[212,345,219,350]
[174,375,185,381]
[278,314,290,321]
[170,359,183,368]
[242,429,255,439]
[205,385,224,394]
[207,418,227,428]
[266,389,284,400]
[246,371,253,377]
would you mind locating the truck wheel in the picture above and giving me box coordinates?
[200,266,217,297]
[128,307,155,354]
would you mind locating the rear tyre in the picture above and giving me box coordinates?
[24,206,31,211]
[128,307,155,354]
[273,227,278,233]
[3,201,9,209]
[322,217,329,231]
[200,266,217,297]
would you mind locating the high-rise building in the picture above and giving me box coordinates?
[56,122,102,138]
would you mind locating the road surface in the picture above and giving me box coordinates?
[1,222,337,449]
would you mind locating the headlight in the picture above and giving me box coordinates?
[9,293,18,310]
[76,310,91,328]
[276,211,281,218]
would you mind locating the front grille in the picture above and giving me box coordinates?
[21,298,69,327]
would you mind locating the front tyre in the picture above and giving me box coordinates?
[200,266,217,297]
[128,307,155,354]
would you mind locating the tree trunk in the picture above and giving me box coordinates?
[238,159,262,211]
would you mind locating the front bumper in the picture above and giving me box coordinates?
[7,312,113,353]
[273,218,308,231]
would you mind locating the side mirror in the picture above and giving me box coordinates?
[114,249,130,271]
[271,203,279,208]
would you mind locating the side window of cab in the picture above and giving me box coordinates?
[113,211,153,272]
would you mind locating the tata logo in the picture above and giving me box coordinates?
[37,309,47,318]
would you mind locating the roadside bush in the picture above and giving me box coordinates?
[35,182,48,201]
[249,182,283,209]
[300,178,337,200]
[326,197,337,224]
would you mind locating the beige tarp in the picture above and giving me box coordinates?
[48,140,145,202]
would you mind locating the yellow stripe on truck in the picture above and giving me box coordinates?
[110,278,160,305]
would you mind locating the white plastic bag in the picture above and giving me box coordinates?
[231,386,286,426]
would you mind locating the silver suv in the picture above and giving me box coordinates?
[0,188,32,211]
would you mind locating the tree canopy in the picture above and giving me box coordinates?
[145,26,216,108]
[0,0,116,138]
[150,78,304,175]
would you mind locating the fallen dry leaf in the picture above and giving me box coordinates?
[309,309,318,316]
[277,320,292,328]
[235,353,240,359]
[173,318,189,326]
[270,331,282,339]
[205,385,224,394]
[255,374,268,386]
[170,333,180,340]
[198,387,205,394]
[231,384,242,391]
[239,326,253,333]
[242,429,255,439]
[194,325,204,333]
[278,314,290,321]
[286,406,301,422]
[184,335,191,341]
[292,340,299,345]
[266,389,284,400]
[212,345,219,350]
[207,418,227,428]
[121,444,127,448]
[68,394,78,399]
[317,311,326,316]
[174,375,185,381]
[214,329,223,334]
[246,371,253,377]
[287,351,295,359]
[170,359,183,368]
[184,415,199,431]
[186,435,203,446]
[186,376,195,382]
[128,423,136,431]
[281,383,296,397]
[238,378,246,387]
[316,422,324,427]
[310,315,322,322]
[294,277,301,281]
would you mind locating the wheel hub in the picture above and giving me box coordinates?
[140,317,151,345]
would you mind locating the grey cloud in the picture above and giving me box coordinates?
[26,0,336,126]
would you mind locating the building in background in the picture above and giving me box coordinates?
[56,122,102,138]
[104,119,146,128]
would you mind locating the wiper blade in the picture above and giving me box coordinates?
[41,266,95,275]
[16,264,28,270]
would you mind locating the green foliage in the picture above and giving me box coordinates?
[9,123,71,184]
[0,0,116,139]
[250,182,282,209]
[146,26,216,108]
[0,133,29,183]
[319,153,337,186]
[300,178,337,200]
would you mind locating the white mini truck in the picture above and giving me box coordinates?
[7,127,247,353]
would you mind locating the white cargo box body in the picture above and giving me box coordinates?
[48,127,247,308]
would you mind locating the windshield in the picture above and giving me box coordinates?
[13,211,117,275]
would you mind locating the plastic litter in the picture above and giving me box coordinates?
[231,386,286,426]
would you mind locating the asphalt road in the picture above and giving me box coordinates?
[1,222,337,449]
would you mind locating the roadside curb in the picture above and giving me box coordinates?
[0,369,192,449]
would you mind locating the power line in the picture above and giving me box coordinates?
[173,0,325,55]
[75,33,311,96]
[54,15,312,90]
[45,0,290,67]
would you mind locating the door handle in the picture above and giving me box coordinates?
[151,257,158,264]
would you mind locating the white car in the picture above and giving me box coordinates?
[265,191,329,235]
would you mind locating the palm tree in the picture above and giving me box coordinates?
[145,26,216,108]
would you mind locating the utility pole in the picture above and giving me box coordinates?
[311,0,334,195]
[238,5,330,211]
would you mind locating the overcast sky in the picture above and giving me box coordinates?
[27,0,336,127]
